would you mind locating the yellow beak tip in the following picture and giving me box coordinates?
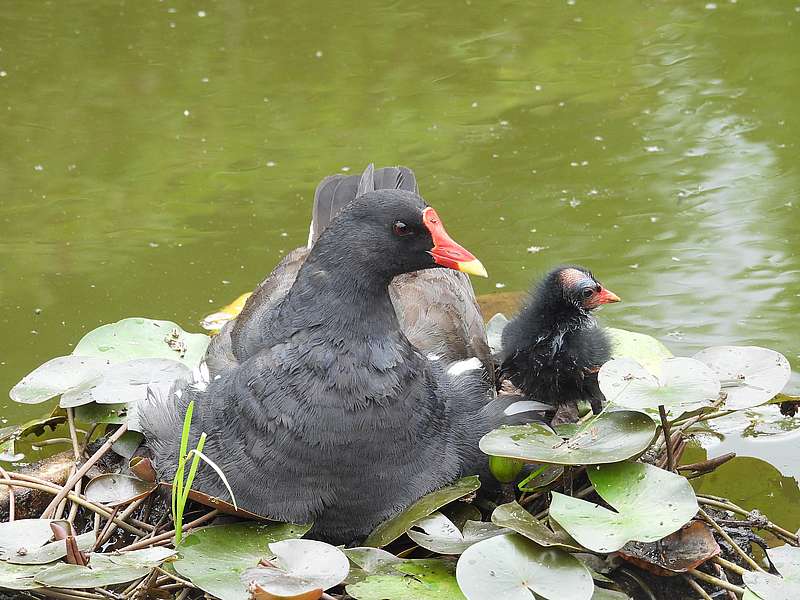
[458,259,488,278]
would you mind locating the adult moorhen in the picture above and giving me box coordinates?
[498,266,620,425]
[140,165,531,544]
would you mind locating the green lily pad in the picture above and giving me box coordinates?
[241,539,349,598]
[479,411,656,466]
[693,346,791,410]
[34,547,176,588]
[0,561,47,590]
[9,355,109,404]
[84,473,156,507]
[456,533,593,600]
[364,476,481,548]
[0,519,58,560]
[606,328,673,375]
[592,589,631,600]
[343,547,403,586]
[73,317,209,368]
[491,502,584,551]
[74,402,128,425]
[486,313,509,355]
[550,462,699,553]
[743,544,800,600]
[598,357,720,417]
[406,511,507,554]
[8,531,96,565]
[1,437,24,462]
[347,559,465,600]
[173,521,311,600]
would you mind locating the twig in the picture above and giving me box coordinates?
[679,453,736,475]
[698,508,764,572]
[0,465,14,521]
[713,561,739,600]
[96,497,147,549]
[713,555,747,576]
[658,405,675,471]
[118,509,219,551]
[698,496,799,545]
[153,565,196,588]
[67,408,82,461]
[687,568,745,595]
[41,423,128,518]
[92,506,121,552]
[682,574,714,600]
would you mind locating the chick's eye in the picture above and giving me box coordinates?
[393,221,413,236]
[581,288,594,299]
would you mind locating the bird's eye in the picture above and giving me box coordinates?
[581,288,594,299]
[393,221,413,236]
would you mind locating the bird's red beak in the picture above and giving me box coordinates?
[596,287,621,304]
[422,207,488,278]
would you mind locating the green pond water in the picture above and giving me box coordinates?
[1,1,799,528]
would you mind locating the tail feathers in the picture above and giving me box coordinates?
[308,164,419,247]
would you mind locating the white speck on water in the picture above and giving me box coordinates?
[671,256,681,262]
[67,163,77,171]
[593,135,603,141]
[341,166,350,172]
[534,84,543,91]
[569,198,581,208]
[169,22,176,28]
[499,120,509,126]
[527,246,546,254]
[280,232,288,237]
[581,160,588,166]
[588,188,599,195]
[0,70,6,77]
[650,216,658,223]
[645,145,663,153]
[492,153,499,158]
[567,0,576,5]
[499,216,505,221]
[266,161,276,167]
[197,10,206,17]
[495,283,506,289]
[705,2,717,9]
[315,50,323,58]
[471,101,478,108]
[167,7,177,13]
[222,280,230,285]
[201,77,209,83]
[558,101,565,107]
[570,161,578,167]
[530,228,537,233]
[149,242,159,248]
[34,164,43,171]
[629,263,639,269]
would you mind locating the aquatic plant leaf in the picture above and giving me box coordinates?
[550,462,699,553]
[743,544,800,600]
[491,501,584,551]
[173,521,311,600]
[242,539,349,599]
[617,521,720,575]
[8,531,96,565]
[456,533,593,600]
[73,317,209,368]
[693,346,791,410]
[591,589,631,600]
[9,355,109,404]
[599,357,720,417]
[84,473,156,507]
[479,411,655,465]
[0,519,58,560]
[34,547,175,588]
[0,437,24,462]
[347,559,465,600]
[364,476,481,547]
[0,561,47,590]
[74,402,128,424]
[406,511,507,554]
[111,430,145,460]
[605,328,672,375]
[486,313,509,355]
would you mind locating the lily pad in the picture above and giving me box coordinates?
[486,313,509,355]
[598,357,720,417]
[60,358,190,407]
[550,462,699,553]
[73,317,209,368]
[743,544,800,600]
[74,402,128,425]
[456,533,594,600]
[84,473,156,507]
[173,521,311,600]
[406,511,507,554]
[491,502,583,551]
[347,559,465,600]
[9,355,109,404]
[479,411,656,466]
[0,519,58,560]
[34,547,176,588]
[0,561,47,590]
[606,328,673,375]
[1,438,24,462]
[242,539,350,599]
[8,531,96,565]
[592,589,631,600]
[343,547,403,586]
[364,476,481,547]
[693,346,791,410]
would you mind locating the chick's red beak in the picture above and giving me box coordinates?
[596,287,621,304]
[422,207,488,278]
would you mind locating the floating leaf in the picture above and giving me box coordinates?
[347,559,465,600]
[9,355,109,404]
[34,547,175,588]
[343,547,403,586]
[486,313,509,355]
[605,328,672,375]
[599,357,720,417]
[456,533,593,600]
[0,561,47,590]
[491,502,583,551]
[242,539,349,600]
[73,317,209,368]
[550,462,699,553]
[591,589,631,600]
[364,476,481,548]
[1,438,24,462]
[693,346,791,410]
[8,531,96,565]
[0,519,58,560]
[173,521,311,600]
[111,430,145,460]
[617,521,720,575]
[479,411,655,466]
[74,402,128,425]
[84,473,156,507]
[406,511,507,554]
[743,544,800,600]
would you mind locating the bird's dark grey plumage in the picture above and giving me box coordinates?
[499,265,619,425]
[140,166,527,544]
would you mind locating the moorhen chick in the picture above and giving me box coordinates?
[140,166,532,544]
[498,265,620,425]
